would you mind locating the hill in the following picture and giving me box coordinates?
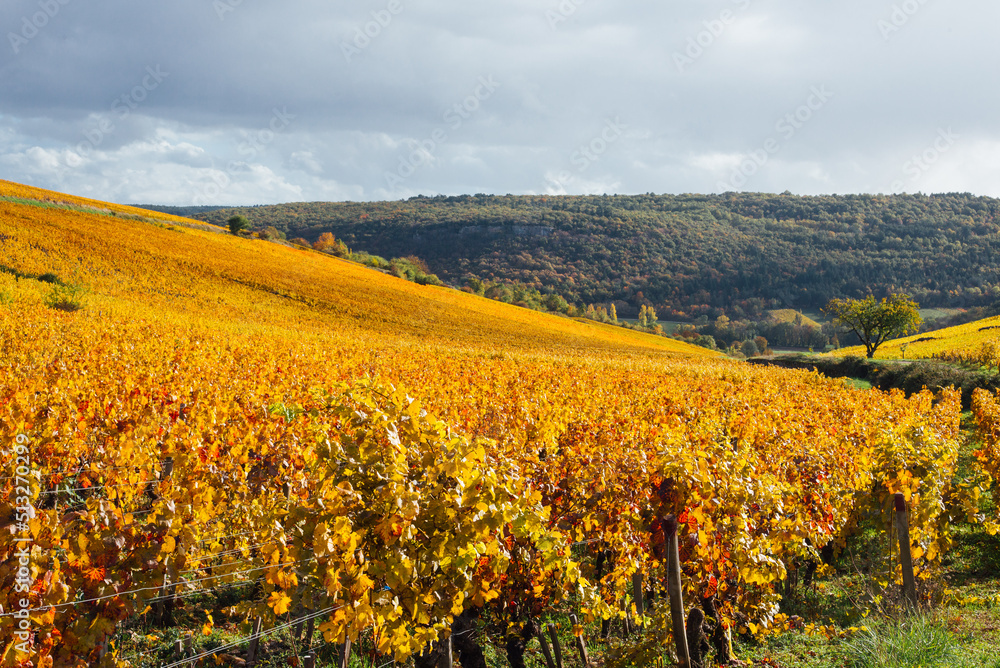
[157,192,1000,321]
[767,309,821,329]
[0,181,707,358]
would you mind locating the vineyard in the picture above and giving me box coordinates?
[838,312,1000,364]
[0,182,998,667]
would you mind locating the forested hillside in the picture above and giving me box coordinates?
[147,192,1000,320]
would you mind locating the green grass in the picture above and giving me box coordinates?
[0,194,214,233]
[0,194,146,219]
[842,615,955,667]
[920,308,967,322]
[737,610,1000,668]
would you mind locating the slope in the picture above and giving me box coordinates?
[0,181,709,358]
[2,178,215,228]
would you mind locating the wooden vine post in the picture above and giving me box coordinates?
[155,456,174,624]
[547,623,565,668]
[665,515,690,667]
[247,616,264,666]
[303,616,315,652]
[439,634,453,668]
[536,622,557,668]
[570,614,591,667]
[632,571,645,626]
[894,493,918,610]
[337,636,352,668]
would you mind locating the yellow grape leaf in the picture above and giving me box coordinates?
[690,506,705,526]
[268,591,292,615]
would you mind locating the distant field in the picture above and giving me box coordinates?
[838,314,1000,360]
[920,306,967,321]
[768,308,821,328]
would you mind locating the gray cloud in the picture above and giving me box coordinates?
[2,0,999,204]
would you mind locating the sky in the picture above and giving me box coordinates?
[2,0,999,205]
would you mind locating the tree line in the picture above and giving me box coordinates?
[159,192,1000,325]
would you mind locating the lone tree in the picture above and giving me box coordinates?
[824,293,922,358]
[227,215,250,235]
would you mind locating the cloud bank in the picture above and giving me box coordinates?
[1,0,998,204]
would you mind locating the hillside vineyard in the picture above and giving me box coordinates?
[0,181,993,666]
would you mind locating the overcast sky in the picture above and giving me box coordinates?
[1,0,998,205]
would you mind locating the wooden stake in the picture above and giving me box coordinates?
[570,614,591,667]
[547,623,564,668]
[247,616,263,666]
[303,654,316,668]
[665,515,690,668]
[304,615,315,650]
[621,598,632,637]
[155,456,175,624]
[633,571,645,624]
[894,494,918,610]
[536,624,557,668]
[339,637,352,668]
[439,635,453,668]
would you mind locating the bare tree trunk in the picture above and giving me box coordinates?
[702,596,734,665]
[686,609,709,668]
